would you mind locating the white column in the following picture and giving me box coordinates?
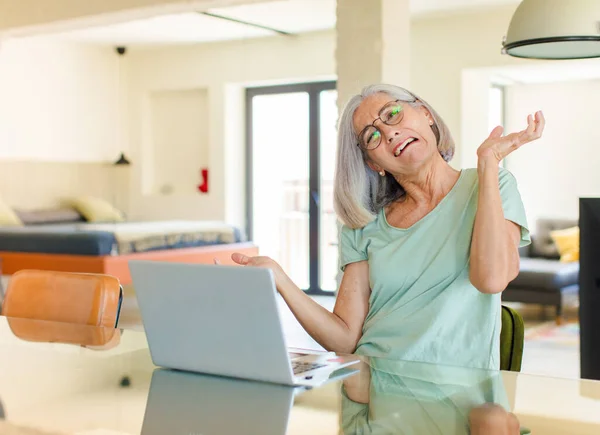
[334,0,411,291]
[336,0,411,111]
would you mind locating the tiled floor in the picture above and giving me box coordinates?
[512,295,581,380]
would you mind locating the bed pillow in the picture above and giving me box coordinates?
[70,196,125,223]
[15,208,84,225]
[0,198,23,226]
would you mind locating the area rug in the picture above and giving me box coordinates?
[524,321,580,347]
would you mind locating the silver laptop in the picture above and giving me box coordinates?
[129,260,359,387]
[141,368,296,435]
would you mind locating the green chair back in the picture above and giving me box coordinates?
[500,305,525,372]
[500,306,529,434]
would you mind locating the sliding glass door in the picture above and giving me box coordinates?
[246,81,338,295]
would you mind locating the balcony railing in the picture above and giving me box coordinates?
[275,180,338,292]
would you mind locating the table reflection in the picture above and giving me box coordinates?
[141,368,299,435]
[341,357,527,435]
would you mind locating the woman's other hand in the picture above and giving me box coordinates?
[477,111,544,164]
[230,253,290,294]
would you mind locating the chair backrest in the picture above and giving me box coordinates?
[500,305,525,372]
[1,269,122,327]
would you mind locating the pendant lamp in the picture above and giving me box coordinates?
[502,0,600,60]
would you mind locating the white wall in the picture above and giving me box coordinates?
[148,88,209,196]
[0,38,123,162]
[504,80,600,227]
[126,30,336,226]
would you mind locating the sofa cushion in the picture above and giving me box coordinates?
[509,257,579,291]
[550,226,579,263]
[530,218,578,259]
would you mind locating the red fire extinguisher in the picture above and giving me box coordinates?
[198,168,208,193]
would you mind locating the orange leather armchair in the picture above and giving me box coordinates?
[1,270,123,347]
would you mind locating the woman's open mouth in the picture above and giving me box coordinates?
[394,138,418,157]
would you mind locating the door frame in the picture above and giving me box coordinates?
[245,81,337,296]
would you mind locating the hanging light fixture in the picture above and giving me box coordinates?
[502,0,600,60]
[113,152,131,165]
[113,46,131,165]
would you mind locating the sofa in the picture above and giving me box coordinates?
[502,218,579,323]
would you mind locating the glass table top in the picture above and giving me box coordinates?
[0,312,598,435]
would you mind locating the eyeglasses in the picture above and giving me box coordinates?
[356,99,415,150]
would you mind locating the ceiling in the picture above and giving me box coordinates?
[30,0,521,47]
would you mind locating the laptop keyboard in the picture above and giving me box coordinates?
[292,361,327,375]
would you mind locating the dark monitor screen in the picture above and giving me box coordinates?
[579,198,600,380]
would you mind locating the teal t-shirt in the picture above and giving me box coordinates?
[339,167,530,370]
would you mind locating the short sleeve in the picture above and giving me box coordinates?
[339,224,368,271]
[498,167,531,247]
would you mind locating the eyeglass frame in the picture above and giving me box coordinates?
[355,98,418,151]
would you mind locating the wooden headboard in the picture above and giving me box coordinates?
[0,160,128,210]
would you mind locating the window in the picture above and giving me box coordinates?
[246,82,338,295]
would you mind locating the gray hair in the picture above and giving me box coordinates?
[333,84,455,229]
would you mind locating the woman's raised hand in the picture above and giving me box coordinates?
[477,111,545,164]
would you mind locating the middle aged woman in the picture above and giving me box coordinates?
[231,83,543,370]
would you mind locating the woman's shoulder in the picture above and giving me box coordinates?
[460,167,478,179]
[339,211,385,244]
[340,214,380,235]
[461,165,515,175]
[460,166,517,183]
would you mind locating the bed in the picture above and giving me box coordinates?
[0,161,258,285]
[0,220,258,285]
